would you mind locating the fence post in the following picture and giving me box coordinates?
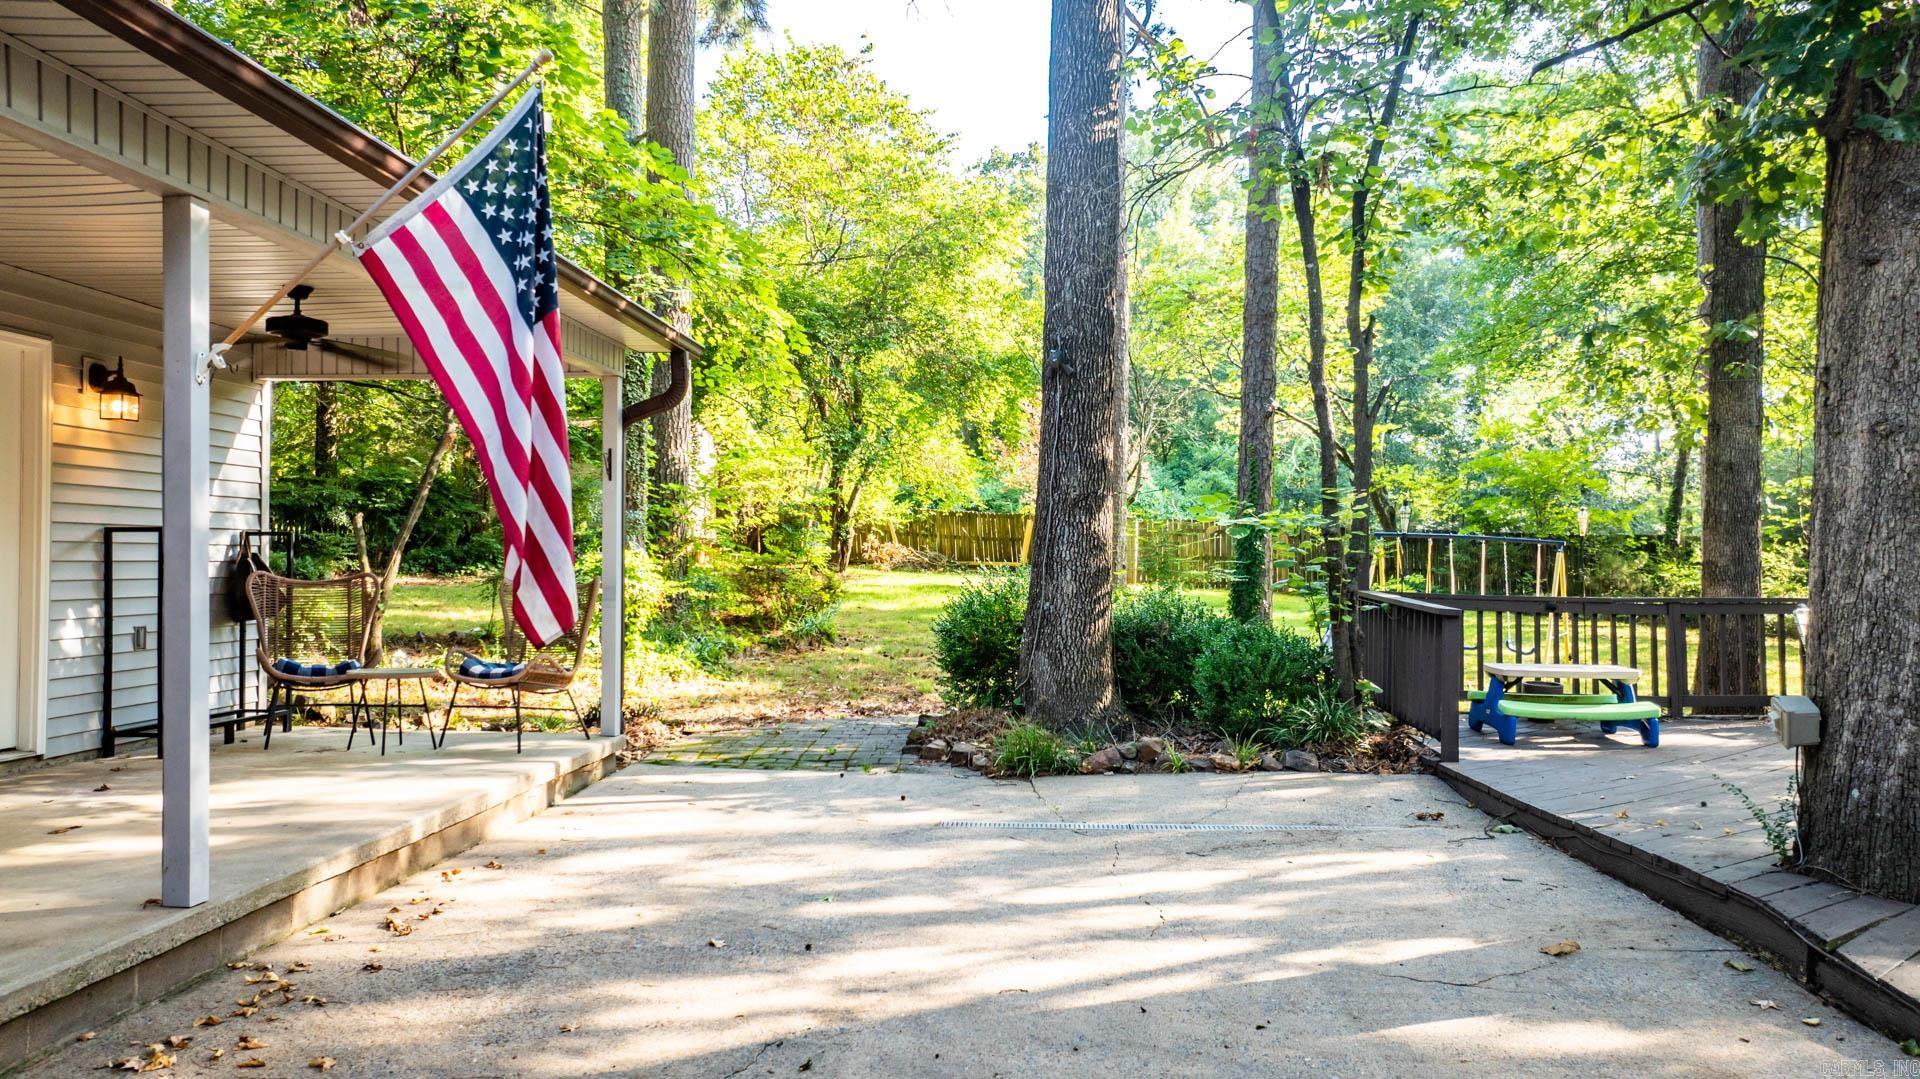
[1665,601,1688,719]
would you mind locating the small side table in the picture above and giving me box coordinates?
[346,667,446,755]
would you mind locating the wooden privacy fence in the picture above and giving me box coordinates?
[853,511,1309,587]
[1357,592,1807,750]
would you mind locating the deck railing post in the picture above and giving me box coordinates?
[1665,602,1688,720]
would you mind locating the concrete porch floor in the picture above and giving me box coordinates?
[0,726,617,1068]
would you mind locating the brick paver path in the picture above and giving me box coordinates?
[645,716,915,771]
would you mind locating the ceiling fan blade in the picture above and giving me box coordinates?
[315,339,411,368]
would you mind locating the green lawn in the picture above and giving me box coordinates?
[384,577,498,640]
[1178,587,1318,635]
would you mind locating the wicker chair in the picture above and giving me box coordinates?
[440,579,599,752]
[246,571,380,749]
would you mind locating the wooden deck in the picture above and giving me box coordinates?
[1437,716,1920,1041]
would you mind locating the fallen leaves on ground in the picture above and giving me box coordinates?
[236,1058,267,1069]
[287,961,312,973]
[707,939,727,949]
[1540,939,1581,957]
[1414,811,1444,821]
[46,824,81,834]
[1490,823,1522,834]
[236,1035,268,1050]
[1750,999,1780,1010]
[483,859,504,870]
[362,962,385,972]
[164,1035,191,1049]
[93,784,111,792]
[559,1024,579,1033]
[74,1032,96,1042]
[309,1057,337,1070]
[1726,959,1755,973]
[192,1015,222,1027]
[382,915,414,937]
[1802,1017,1822,1027]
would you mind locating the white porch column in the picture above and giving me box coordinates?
[160,195,211,908]
[599,374,624,739]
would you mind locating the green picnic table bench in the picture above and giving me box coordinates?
[1467,662,1660,747]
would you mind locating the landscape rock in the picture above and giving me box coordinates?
[1258,752,1285,772]
[948,742,977,765]
[1118,760,1138,774]
[1187,754,1217,772]
[1282,749,1319,772]
[1081,747,1124,774]
[919,739,949,762]
[1118,741,1139,760]
[1208,752,1240,773]
[1325,757,1353,773]
[1135,737,1166,765]
[969,753,991,771]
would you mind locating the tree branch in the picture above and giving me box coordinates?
[1531,0,1710,75]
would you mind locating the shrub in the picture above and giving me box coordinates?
[1261,685,1386,754]
[994,723,1078,777]
[1110,588,1223,722]
[778,603,840,648]
[721,550,840,633]
[1193,621,1331,740]
[932,572,1028,708]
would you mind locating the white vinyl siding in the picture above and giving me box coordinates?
[0,263,266,759]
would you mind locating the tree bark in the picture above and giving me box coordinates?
[645,0,698,569]
[602,0,652,558]
[1695,15,1767,702]
[1800,36,1920,903]
[1233,0,1279,624]
[1021,0,1126,731]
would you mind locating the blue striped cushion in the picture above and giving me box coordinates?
[272,657,360,678]
[458,653,526,680]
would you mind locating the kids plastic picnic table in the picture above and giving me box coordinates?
[1468,661,1660,747]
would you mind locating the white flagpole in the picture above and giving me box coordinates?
[214,49,554,355]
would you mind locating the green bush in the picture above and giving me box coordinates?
[1261,685,1386,753]
[722,550,840,633]
[931,572,1028,708]
[993,722,1078,777]
[1110,588,1222,721]
[1193,621,1331,740]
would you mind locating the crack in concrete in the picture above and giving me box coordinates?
[1371,962,1550,990]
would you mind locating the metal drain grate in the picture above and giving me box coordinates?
[937,820,1392,834]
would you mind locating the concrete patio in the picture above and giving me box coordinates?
[20,764,1906,1076]
[0,727,616,1067]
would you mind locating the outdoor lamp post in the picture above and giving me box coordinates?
[86,356,142,421]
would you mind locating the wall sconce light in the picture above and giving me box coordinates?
[85,356,142,422]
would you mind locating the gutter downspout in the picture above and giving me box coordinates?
[621,347,689,425]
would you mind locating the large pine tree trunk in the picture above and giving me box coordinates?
[1020,0,1126,731]
[1232,0,1279,624]
[602,0,652,555]
[1695,18,1768,705]
[1800,47,1920,903]
[646,0,698,568]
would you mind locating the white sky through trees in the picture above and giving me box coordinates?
[695,0,1253,165]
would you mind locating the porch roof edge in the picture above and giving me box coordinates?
[57,0,703,359]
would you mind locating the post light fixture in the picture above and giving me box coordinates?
[1576,505,1590,537]
[85,356,142,422]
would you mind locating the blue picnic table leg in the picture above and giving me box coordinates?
[1477,677,1518,746]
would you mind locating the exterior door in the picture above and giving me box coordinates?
[0,330,50,755]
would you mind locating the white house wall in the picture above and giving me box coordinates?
[0,263,265,759]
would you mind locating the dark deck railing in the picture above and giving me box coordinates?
[1433,594,1805,714]
[1356,592,1805,759]
[1357,592,1462,762]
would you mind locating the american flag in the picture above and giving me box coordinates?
[355,87,576,646]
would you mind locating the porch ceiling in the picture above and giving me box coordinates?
[0,128,617,379]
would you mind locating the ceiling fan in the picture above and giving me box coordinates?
[246,284,411,368]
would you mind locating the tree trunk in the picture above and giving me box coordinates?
[602,0,646,136]
[1799,43,1920,903]
[1663,428,1693,551]
[365,412,459,664]
[1232,0,1279,624]
[1341,15,1421,695]
[1695,16,1767,704]
[313,383,338,481]
[1020,0,1126,731]
[645,0,698,570]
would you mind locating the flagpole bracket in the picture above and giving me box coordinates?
[195,344,232,385]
